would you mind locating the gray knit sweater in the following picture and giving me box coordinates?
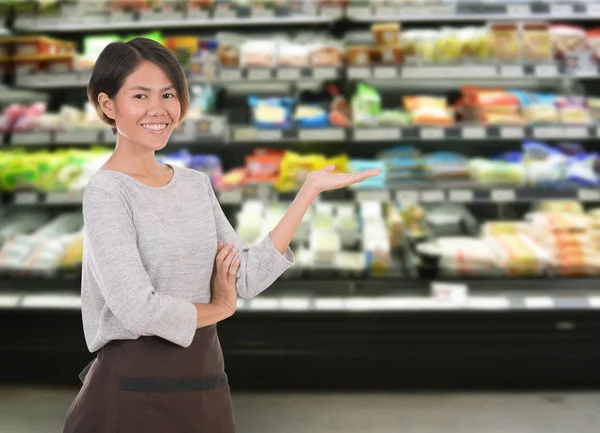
[81,165,294,352]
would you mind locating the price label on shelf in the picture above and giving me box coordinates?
[449,189,474,203]
[491,189,516,202]
[550,4,573,16]
[277,68,302,80]
[46,190,84,204]
[588,296,600,308]
[346,6,371,18]
[395,190,419,205]
[500,65,524,77]
[524,297,554,309]
[22,294,81,309]
[420,190,445,203]
[578,189,600,202]
[248,298,280,311]
[564,127,589,139]
[315,298,344,311]
[461,126,486,139]
[420,128,445,140]
[298,128,344,141]
[15,192,38,205]
[251,6,275,17]
[500,127,524,139]
[587,3,600,14]
[0,295,20,308]
[345,297,376,311]
[280,297,310,311]
[247,68,271,80]
[219,69,242,80]
[533,126,563,139]
[312,67,338,79]
[535,64,559,77]
[431,282,469,306]
[373,66,398,79]
[355,189,390,202]
[468,297,509,310]
[375,5,397,16]
[506,4,531,16]
[319,6,343,18]
[354,128,401,141]
[232,128,282,142]
[218,188,243,204]
[462,66,497,78]
[348,67,371,79]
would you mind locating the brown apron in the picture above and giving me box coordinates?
[62,325,236,433]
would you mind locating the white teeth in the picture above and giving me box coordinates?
[142,124,167,131]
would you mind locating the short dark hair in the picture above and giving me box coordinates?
[87,37,189,133]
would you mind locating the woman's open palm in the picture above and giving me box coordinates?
[305,164,381,194]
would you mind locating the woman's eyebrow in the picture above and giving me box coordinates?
[128,85,175,91]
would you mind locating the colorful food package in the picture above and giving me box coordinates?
[458,86,523,125]
[588,97,600,121]
[489,233,551,277]
[522,22,553,63]
[522,141,568,186]
[294,104,328,128]
[403,96,453,126]
[510,90,559,123]
[371,22,400,46]
[278,42,309,66]
[556,97,592,124]
[248,96,293,128]
[274,151,327,192]
[245,149,284,183]
[400,29,437,64]
[434,27,464,64]
[240,39,277,67]
[549,24,588,57]
[469,158,525,186]
[588,28,600,61]
[490,23,521,62]
[309,41,344,66]
[351,83,381,126]
[460,26,493,63]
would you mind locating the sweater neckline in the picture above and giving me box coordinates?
[98,164,179,190]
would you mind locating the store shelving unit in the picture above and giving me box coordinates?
[2,0,600,389]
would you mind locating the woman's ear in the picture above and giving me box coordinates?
[97,92,115,120]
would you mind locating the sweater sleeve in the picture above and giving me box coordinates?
[83,184,198,348]
[202,174,294,299]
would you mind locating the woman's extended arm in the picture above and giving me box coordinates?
[201,164,380,299]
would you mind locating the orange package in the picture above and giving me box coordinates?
[245,148,284,183]
[403,96,453,126]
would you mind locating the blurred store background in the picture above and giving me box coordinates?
[2,0,600,431]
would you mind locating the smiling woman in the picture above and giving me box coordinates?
[63,37,379,433]
[86,38,189,152]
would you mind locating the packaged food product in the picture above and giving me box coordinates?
[247,96,293,128]
[460,26,492,62]
[294,104,328,128]
[371,22,400,46]
[403,96,453,126]
[240,39,277,67]
[377,45,403,64]
[435,28,463,64]
[490,23,521,63]
[309,41,343,66]
[549,24,588,57]
[510,91,559,123]
[278,42,309,66]
[351,83,381,126]
[245,149,284,183]
[556,96,593,124]
[522,23,553,63]
[588,97,600,121]
[522,141,568,186]
[346,45,372,66]
[469,158,524,185]
[275,151,327,192]
[588,28,600,61]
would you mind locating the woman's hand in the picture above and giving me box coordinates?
[210,241,240,316]
[303,164,381,196]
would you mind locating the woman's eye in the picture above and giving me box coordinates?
[134,94,147,99]
[163,93,175,99]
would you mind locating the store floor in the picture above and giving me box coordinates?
[1,387,600,433]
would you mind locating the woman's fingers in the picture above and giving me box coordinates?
[221,246,238,273]
[228,258,241,282]
[216,242,233,264]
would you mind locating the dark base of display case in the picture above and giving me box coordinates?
[2,307,600,390]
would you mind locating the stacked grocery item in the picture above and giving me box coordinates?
[0,36,77,76]
[412,200,600,278]
[0,209,83,273]
[1,102,107,135]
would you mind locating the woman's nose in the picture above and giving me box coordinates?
[146,97,167,116]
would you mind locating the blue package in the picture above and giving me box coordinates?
[349,159,386,189]
[248,96,294,129]
[566,153,599,186]
[294,105,329,128]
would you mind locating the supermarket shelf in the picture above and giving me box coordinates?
[12,6,338,32]
[189,66,343,83]
[230,124,600,143]
[347,1,600,21]
[8,184,600,207]
[16,63,600,90]
[3,279,600,311]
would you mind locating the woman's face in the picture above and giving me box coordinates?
[102,60,182,152]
